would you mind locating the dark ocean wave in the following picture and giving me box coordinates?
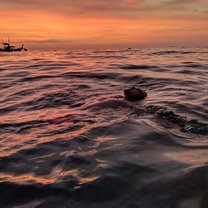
[61,71,119,80]
[120,64,160,70]
[149,106,208,135]
[151,50,196,55]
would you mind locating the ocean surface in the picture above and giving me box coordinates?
[0,48,207,208]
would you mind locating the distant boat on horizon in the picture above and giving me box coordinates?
[0,39,27,52]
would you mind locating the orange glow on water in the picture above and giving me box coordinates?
[96,137,114,142]
[0,173,56,185]
[79,176,98,184]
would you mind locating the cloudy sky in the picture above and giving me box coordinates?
[0,0,207,49]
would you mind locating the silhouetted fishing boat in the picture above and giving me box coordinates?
[0,40,27,52]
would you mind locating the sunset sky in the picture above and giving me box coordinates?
[0,0,208,49]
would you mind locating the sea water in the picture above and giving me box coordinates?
[0,48,207,208]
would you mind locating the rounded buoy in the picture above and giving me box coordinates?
[124,86,147,101]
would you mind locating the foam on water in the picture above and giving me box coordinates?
[0,47,207,208]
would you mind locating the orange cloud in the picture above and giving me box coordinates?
[0,0,207,48]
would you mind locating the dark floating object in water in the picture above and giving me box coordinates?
[124,86,147,101]
[0,39,27,52]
